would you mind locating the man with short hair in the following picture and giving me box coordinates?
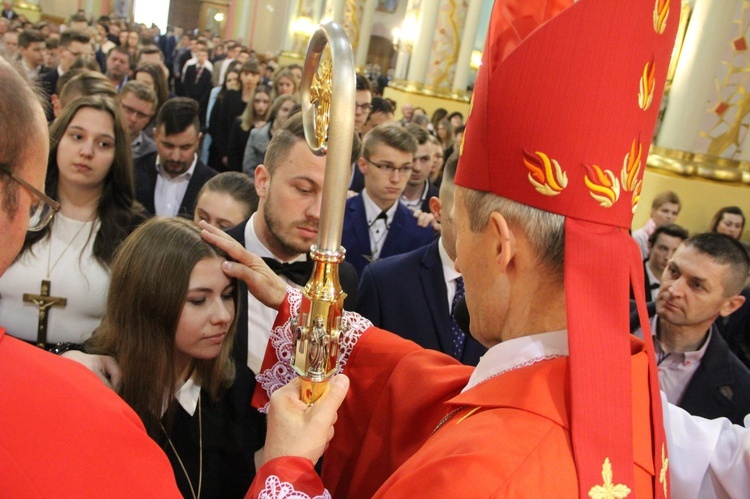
[105,45,130,90]
[357,153,487,365]
[0,54,182,498]
[18,29,45,79]
[361,96,394,134]
[2,28,17,58]
[134,97,217,218]
[41,29,92,118]
[632,190,681,258]
[641,223,689,301]
[342,123,436,276]
[119,80,157,160]
[399,101,413,126]
[213,41,239,86]
[632,233,750,424]
[180,39,213,127]
[401,123,439,213]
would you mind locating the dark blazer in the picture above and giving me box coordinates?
[182,64,213,128]
[630,302,750,425]
[357,239,487,366]
[414,180,440,213]
[716,287,750,369]
[226,219,359,372]
[341,194,436,276]
[134,152,218,218]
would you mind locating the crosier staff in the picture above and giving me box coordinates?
[292,22,355,404]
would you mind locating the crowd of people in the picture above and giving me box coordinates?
[1,1,749,497]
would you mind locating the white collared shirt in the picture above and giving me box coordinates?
[400,179,430,212]
[154,154,198,217]
[174,375,201,416]
[644,262,660,301]
[244,214,308,373]
[361,190,398,260]
[437,235,461,310]
[464,330,568,392]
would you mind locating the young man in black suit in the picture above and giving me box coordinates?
[357,153,486,365]
[180,39,213,128]
[135,97,217,218]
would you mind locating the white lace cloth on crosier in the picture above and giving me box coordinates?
[255,287,372,413]
[257,475,331,499]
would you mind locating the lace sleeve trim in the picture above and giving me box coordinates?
[257,475,331,499]
[255,287,372,413]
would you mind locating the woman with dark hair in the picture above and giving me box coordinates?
[193,172,258,229]
[87,217,262,498]
[226,86,271,172]
[242,94,299,177]
[202,64,241,164]
[134,62,170,127]
[0,95,146,347]
[209,60,261,171]
[711,206,746,240]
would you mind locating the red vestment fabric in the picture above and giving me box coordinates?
[0,328,182,497]
[250,300,657,498]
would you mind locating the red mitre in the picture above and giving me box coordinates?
[456,0,679,497]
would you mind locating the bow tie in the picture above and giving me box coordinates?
[261,257,313,286]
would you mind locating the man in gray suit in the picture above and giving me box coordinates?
[118,81,157,161]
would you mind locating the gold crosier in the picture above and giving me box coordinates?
[293,22,356,404]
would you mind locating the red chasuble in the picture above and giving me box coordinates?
[249,292,659,498]
[0,328,182,497]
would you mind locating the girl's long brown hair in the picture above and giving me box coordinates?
[88,217,237,437]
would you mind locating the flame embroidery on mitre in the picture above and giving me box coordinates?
[584,164,621,208]
[653,0,670,34]
[524,150,568,196]
[621,137,644,213]
[638,59,656,111]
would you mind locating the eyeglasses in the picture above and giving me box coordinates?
[121,103,153,121]
[0,165,60,232]
[365,158,413,176]
[355,102,373,113]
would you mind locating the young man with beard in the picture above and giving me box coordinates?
[135,97,218,218]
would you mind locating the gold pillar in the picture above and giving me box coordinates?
[291,0,318,54]
[341,0,365,57]
[648,0,750,191]
[423,0,470,91]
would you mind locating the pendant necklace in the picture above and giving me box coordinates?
[46,216,92,278]
[161,393,203,499]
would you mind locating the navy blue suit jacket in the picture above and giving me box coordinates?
[341,194,436,276]
[630,302,750,425]
[357,239,487,366]
[134,152,218,218]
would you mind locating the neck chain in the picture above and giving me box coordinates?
[161,394,203,499]
[46,216,92,278]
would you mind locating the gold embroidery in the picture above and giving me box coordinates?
[456,406,482,424]
[583,164,621,208]
[309,49,333,146]
[659,443,669,497]
[588,458,632,499]
[620,137,644,214]
[524,150,568,196]
[638,59,656,110]
[653,0,670,34]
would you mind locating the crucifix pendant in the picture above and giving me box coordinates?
[22,280,67,347]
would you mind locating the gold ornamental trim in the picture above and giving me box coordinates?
[389,79,471,103]
[647,145,750,186]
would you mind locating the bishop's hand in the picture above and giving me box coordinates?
[199,221,287,310]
